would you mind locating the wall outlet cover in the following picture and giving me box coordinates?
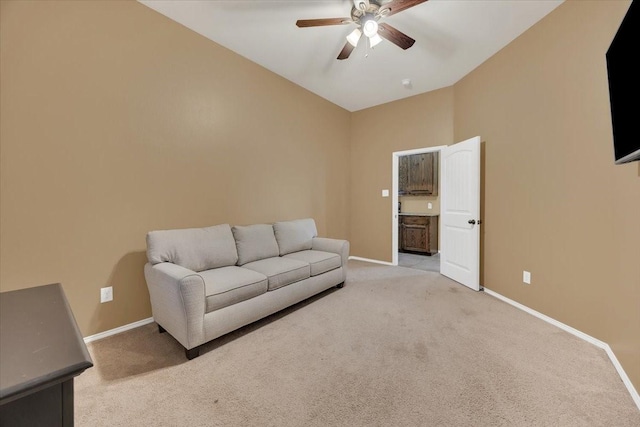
[101,286,113,303]
[523,271,531,284]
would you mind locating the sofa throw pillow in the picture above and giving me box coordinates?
[232,224,280,266]
[146,224,238,272]
[273,218,318,256]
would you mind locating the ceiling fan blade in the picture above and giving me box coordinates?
[337,42,356,60]
[380,0,428,18]
[296,18,351,28]
[378,23,415,50]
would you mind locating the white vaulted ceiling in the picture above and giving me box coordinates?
[139,0,564,112]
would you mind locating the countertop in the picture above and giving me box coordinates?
[398,212,439,217]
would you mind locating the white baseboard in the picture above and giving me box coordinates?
[83,317,154,344]
[484,288,640,411]
[348,256,393,266]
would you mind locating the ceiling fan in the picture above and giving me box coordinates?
[296,0,428,60]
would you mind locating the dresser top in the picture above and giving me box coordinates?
[0,283,93,404]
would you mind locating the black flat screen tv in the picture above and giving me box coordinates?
[606,0,640,164]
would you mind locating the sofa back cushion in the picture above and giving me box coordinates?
[146,224,238,272]
[232,224,280,266]
[273,218,318,256]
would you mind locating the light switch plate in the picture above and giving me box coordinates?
[382,189,389,197]
[523,271,531,284]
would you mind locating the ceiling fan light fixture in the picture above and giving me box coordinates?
[369,33,382,48]
[346,28,362,47]
[353,0,369,11]
[362,19,379,38]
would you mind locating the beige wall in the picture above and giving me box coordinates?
[454,0,639,389]
[399,196,440,215]
[349,88,454,261]
[0,1,350,336]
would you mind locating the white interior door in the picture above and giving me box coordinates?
[440,136,481,291]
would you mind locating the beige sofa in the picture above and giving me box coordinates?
[144,218,349,359]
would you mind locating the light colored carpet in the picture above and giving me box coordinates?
[75,260,640,426]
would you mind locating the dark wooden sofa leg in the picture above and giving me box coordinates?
[336,282,345,289]
[185,346,200,360]
[159,324,199,359]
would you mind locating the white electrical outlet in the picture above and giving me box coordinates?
[381,189,389,197]
[523,271,531,285]
[427,202,433,210]
[100,286,113,303]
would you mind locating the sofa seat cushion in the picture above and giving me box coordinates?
[242,257,310,291]
[283,250,341,277]
[199,266,268,313]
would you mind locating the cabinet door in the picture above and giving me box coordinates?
[398,156,409,195]
[406,153,438,195]
[406,154,424,193]
[402,224,427,253]
[401,216,429,253]
[428,153,438,196]
[427,216,439,255]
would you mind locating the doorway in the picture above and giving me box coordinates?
[392,137,482,291]
[392,146,446,271]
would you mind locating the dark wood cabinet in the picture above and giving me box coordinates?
[399,215,439,255]
[399,153,438,196]
[399,155,409,194]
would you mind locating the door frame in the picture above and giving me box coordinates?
[391,145,447,266]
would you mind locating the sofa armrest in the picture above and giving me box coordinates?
[312,237,350,268]
[143,262,206,349]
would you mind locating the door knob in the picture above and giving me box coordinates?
[468,219,476,225]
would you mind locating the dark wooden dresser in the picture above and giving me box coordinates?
[0,283,93,427]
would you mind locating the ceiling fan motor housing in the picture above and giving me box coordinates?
[351,1,387,25]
